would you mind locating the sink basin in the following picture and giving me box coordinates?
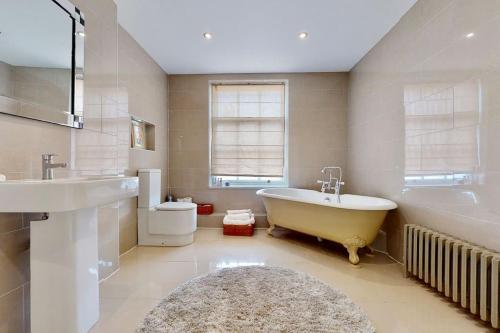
[0,175,139,333]
[0,175,138,212]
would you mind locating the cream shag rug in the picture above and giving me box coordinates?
[137,266,375,333]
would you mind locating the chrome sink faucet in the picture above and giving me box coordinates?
[42,154,67,180]
[317,166,345,203]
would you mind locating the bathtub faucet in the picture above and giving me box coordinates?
[317,180,331,193]
[318,167,344,202]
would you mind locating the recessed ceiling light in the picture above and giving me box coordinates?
[203,32,213,40]
[466,32,475,39]
[76,31,85,37]
[298,32,308,40]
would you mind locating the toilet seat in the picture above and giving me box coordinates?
[156,202,197,211]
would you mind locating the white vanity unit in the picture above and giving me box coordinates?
[0,176,138,333]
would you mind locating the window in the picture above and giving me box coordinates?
[404,79,480,187]
[209,81,288,187]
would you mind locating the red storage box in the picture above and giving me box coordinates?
[223,223,254,236]
[197,203,213,215]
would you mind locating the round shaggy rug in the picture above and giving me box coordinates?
[137,266,375,333]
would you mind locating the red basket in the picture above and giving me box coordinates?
[197,203,213,215]
[223,223,254,236]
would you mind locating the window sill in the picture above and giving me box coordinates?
[208,184,289,190]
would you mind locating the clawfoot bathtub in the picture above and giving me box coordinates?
[256,188,397,264]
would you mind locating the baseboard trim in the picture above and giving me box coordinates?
[119,245,137,257]
[197,227,268,230]
[99,267,120,284]
[373,249,403,265]
[98,245,138,284]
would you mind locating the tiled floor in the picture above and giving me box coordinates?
[90,228,494,333]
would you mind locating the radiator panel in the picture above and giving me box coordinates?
[431,233,438,287]
[452,242,462,303]
[492,257,499,329]
[403,224,499,329]
[424,231,430,283]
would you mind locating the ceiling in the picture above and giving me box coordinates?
[116,0,417,74]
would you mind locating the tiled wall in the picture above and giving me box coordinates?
[347,0,500,261]
[0,214,30,333]
[70,0,125,291]
[117,25,169,253]
[169,73,348,227]
[0,108,70,333]
[0,0,168,331]
[0,61,11,96]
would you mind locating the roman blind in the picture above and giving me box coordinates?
[210,83,286,177]
[404,80,479,181]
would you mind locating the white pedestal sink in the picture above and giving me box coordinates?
[0,176,139,333]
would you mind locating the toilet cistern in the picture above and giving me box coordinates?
[42,153,67,180]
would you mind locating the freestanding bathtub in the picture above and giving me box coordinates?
[256,188,397,264]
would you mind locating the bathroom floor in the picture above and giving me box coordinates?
[90,229,492,333]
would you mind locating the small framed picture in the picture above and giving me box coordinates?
[131,119,146,149]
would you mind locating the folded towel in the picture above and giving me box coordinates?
[223,216,255,225]
[227,209,252,215]
[225,213,253,221]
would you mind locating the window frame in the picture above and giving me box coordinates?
[208,79,289,189]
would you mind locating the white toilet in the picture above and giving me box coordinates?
[138,169,197,246]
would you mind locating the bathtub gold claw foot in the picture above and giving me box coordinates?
[345,245,360,265]
[343,237,366,265]
[266,224,275,236]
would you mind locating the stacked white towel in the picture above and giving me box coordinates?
[223,209,255,225]
[226,209,252,215]
[224,213,251,221]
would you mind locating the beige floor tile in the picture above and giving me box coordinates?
[99,261,200,300]
[91,298,160,333]
[91,228,491,333]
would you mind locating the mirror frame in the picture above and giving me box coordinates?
[0,0,85,129]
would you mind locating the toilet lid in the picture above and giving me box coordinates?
[156,202,197,211]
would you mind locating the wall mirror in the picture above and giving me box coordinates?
[0,0,85,128]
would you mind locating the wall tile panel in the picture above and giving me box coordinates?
[169,73,348,226]
[347,0,500,260]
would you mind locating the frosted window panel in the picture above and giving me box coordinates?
[211,83,286,177]
[213,119,283,132]
[213,145,283,159]
[404,79,480,185]
[213,131,284,146]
